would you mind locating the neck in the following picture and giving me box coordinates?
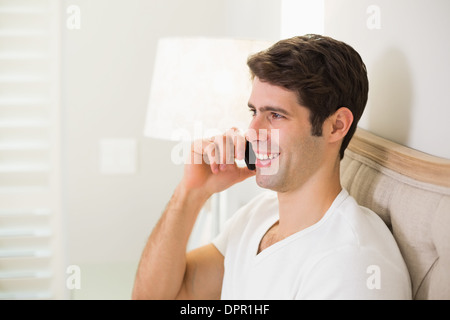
[276,158,342,238]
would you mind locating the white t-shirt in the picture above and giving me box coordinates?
[213,189,412,299]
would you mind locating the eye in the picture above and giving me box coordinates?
[271,112,284,119]
[249,108,257,117]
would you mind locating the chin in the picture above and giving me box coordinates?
[255,171,286,192]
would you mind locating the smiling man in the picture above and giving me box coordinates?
[132,35,412,300]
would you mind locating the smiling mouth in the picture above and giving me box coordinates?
[255,152,280,161]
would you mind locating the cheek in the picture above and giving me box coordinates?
[284,134,324,168]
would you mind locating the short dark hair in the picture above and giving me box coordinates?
[247,34,369,159]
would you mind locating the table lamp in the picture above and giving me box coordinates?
[144,37,271,250]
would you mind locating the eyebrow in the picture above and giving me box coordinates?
[247,103,293,117]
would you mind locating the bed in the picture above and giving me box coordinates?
[341,128,450,299]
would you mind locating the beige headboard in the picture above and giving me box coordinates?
[341,128,450,300]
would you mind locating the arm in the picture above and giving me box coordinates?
[132,184,222,299]
[132,132,254,300]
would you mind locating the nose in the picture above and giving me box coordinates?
[245,117,270,143]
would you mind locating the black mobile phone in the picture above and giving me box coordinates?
[245,140,256,171]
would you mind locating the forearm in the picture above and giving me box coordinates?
[132,184,210,300]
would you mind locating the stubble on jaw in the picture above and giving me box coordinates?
[255,134,325,194]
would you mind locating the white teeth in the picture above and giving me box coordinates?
[256,153,280,160]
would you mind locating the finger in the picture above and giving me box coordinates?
[234,134,246,161]
[192,139,216,166]
[225,127,245,162]
[224,134,235,165]
[191,139,210,165]
[212,134,232,166]
[204,142,219,173]
[192,139,209,155]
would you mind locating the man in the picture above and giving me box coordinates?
[132,35,412,299]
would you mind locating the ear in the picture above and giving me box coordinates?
[327,107,354,143]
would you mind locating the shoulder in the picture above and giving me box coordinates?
[325,191,408,271]
[326,190,395,249]
[296,190,412,299]
[297,243,411,299]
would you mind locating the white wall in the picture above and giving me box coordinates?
[280,0,324,37]
[324,0,450,159]
[62,0,280,299]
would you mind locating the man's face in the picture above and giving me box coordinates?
[246,77,326,193]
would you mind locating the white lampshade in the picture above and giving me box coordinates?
[144,37,272,141]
